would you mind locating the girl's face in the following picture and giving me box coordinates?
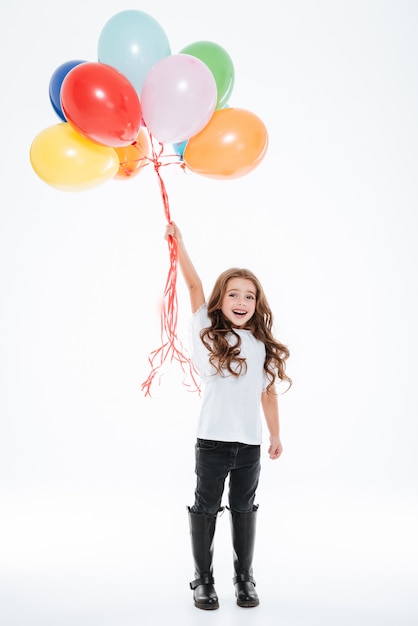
[221,277,257,327]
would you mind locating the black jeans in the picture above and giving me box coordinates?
[191,439,261,515]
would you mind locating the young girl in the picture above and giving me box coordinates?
[165,222,291,611]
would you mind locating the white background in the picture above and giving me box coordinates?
[1,1,417,624]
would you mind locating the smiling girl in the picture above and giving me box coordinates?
[165,222,291,611]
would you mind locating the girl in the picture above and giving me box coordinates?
[165,222,291,611]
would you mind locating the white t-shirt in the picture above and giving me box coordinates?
[189,304,268,445]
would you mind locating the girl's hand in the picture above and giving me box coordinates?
[165,222,182,242]
[268,435,283,460]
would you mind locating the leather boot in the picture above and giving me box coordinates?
[187,507,220,610]
[229,505,260,607]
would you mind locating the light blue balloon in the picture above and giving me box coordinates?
[172,140,188,160]
[98,10,171,97]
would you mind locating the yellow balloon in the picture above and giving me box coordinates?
[30,123,119,191]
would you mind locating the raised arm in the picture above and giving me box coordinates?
[165,222,205,313]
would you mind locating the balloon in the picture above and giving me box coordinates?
[179,41,234,110]
[60,62,142,148]
[114,128,151,179]
[49,60,86,121]
[171,105,229,160]
[98,10,171,97]
[30,123,119,191]
[141,54,217,144]
[183,108,268,179]
[172,140,188,160]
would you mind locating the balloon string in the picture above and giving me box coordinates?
[141,133,201,397]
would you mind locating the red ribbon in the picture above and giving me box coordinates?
[141,135,201,397]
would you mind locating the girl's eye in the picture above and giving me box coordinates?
[246,295,255,300]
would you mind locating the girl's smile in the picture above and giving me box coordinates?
[221,278,257,327]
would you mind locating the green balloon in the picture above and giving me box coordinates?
[179,41,234,109]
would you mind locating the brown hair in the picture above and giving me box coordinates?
[201,268,292,392]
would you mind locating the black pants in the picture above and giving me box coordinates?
[191,439,261,515]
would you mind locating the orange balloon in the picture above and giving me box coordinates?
[183,107,268,179]
[114,127,151,179]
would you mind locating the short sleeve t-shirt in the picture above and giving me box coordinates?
[189,304,268,445]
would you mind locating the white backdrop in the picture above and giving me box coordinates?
[1,1,417,625]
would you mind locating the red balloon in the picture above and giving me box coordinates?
[61,62,142,147]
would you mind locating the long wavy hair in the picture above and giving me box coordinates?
[200,268,292,392]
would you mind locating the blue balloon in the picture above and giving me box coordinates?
[98,10,171,97]
[49,60,87,121]
[172,140,188,160]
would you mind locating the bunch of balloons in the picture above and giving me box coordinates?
[30,9,269,191]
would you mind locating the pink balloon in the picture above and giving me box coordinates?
[140,54,217,144]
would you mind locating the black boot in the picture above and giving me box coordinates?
[229,505,260,607]
[187,507,220,610]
